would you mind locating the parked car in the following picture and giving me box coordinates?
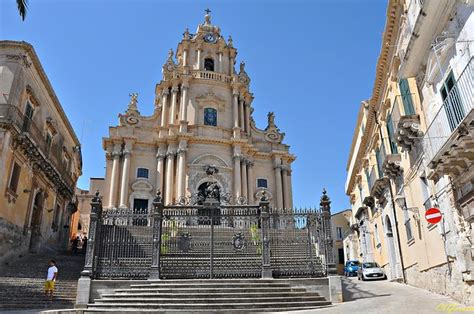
[343,260,360,277]
[358,262,386,281]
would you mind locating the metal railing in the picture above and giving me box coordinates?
[0,104,75,188]
[423,58,474,164]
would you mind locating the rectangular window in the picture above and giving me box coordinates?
[386,113,398,154]
[8,162,21,194]
[375,148,384,178]
[338,248,344,264]
[399,78,415,115]
[257,178,268,188]
[403,208,414,241]
[440,71,465,131]
[137,168,149,179]
[336,227,343,240]
[22,102,34,132]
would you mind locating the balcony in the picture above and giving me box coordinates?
[424,58,474,181]
[191,70,232,84]
[383,153,403,180]
[391,94,423,152]
[367,166,389,201]
[0,104,76,197]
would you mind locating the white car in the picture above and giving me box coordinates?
[358,262,387,281]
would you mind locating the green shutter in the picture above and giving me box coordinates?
[399,79,415,115]
[386,114,398,154]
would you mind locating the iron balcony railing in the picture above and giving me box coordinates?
[0,104,75,188]
[423,57,474,164]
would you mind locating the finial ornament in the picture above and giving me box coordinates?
[167,48,174,62]
[205,8,211,14]
[183,28,190,39]
[228,35,233,47]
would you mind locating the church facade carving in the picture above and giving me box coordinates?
[102,12,295,209]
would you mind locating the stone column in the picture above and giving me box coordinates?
[247,160,255,204]
[245,104,251,134]
[108,146,121,208]
[179,82,189,133]
[165,149,176,205]
[176,141,187,201]
[160,89,169,128]
[241,158,248,201]
[155,147,166,193]
[230,56,235,75]
[273,158,284,209]
[286,167,293,208]
[239,98,245,131]
[183,49,188,67]
[218,52,223,72]
[282,166,291,209]
[169,84,179,125]
[233,154,242,198]
[119,146,132,208]
[232,90,240,138]
[196,48,201,70]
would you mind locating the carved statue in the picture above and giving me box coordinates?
[128,93,138,109]
[239,61,245,73]
[205,164,219,176]
[267,112,275,127]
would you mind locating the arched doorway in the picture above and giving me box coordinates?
[29,191,45,253]
[385,215,397,280]
[197,182,220,225]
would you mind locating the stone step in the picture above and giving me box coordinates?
[88,300,332,310]
[84,306,332,313]
[114,287,308,294]
[129,282,292,288]
[101,291,320,298]
[95,295,327,303]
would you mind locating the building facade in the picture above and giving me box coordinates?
[101,12,295,210]
[345,0,473,304]
[331,209,352,275]
[0,41,82,264]
[70,178,105,241]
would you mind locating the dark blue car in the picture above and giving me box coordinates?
[344,260,360,277]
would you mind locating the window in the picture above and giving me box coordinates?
[336,227,343,240]
[8,162,21,194]
[204,58,214,71]
[137,168,149,179]
[204,108,217,126]
[375,147,384,178]
[440,71,465,131]
[386,113,398,154]
[399,78,415,115]
[403,205,414,242]
[22,102,34,132]
[257,178,268,188]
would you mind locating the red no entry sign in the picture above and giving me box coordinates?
[425,208,442,224]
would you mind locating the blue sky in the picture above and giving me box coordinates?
[1,0,387,213]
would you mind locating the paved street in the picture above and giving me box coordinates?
[295,277,469,314]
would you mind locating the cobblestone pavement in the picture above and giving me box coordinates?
[293,276,469,314]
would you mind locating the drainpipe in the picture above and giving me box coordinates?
[374,111,407,283]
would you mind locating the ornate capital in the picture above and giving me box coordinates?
[123,149,132,157]
[112,151,122,158]
[233,154,242,161]
[171,85,180,93]
[156,153,166,160]
[177,148,187,156]
[232,89,240,97]
[166,151,176,158]
[162,89,170,96]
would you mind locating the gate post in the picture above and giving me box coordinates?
[259,192,272,278]
[82,191,102,277]
[320,189,337,275]
[149,191,164,280]
[76,191,102,309]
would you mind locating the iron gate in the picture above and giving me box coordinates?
[83,190,334,280]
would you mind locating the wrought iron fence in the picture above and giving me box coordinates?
[83,191,334,280]
[424,57,473,164]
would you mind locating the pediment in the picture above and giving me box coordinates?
[192,154,229,168]
[195,92,226,111]
[131,179,153,192]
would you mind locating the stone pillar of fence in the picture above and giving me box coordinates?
[149,191,164,280]
[259,192,272,278]
[76,191,102,308]
[320,189,337,275]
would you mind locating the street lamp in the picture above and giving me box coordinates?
[394,195,420,222]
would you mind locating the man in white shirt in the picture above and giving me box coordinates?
[44,260,58,300]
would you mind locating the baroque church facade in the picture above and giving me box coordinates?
[102,12,295,210]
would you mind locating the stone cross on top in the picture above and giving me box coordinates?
[205,8,211,14]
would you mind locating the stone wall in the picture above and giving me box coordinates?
[405,261,472,305]
[0,218,29,265]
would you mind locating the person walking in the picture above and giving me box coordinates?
[44,260,58,300]
[71,236,80,255]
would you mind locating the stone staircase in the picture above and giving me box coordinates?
[0,252,85,311]
[86,279,332,312]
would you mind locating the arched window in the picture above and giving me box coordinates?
[204,58,214,71]
[204,108,217,126]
